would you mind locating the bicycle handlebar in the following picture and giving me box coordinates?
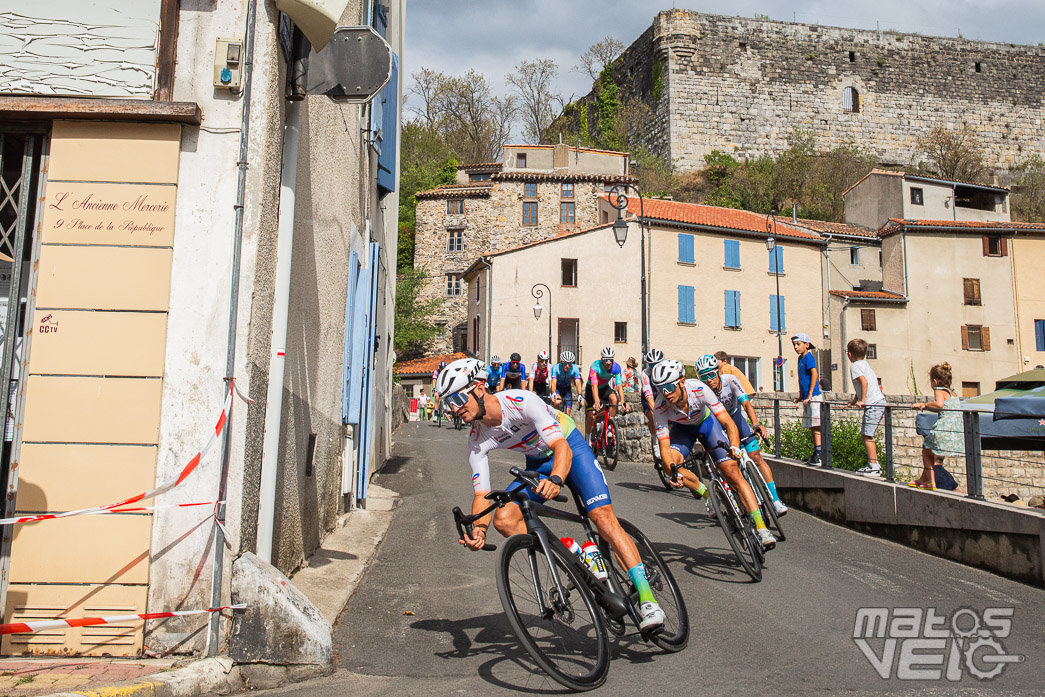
[452,506,497,552]
[509,467,568,503]
[451,468,567,552]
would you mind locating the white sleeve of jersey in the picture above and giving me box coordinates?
[640,371,654,400]
[523,393,566,448]
[467,437,493,493]
[652,399,671,440]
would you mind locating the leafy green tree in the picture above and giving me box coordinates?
[397,122,457,270]
[394,268,444,360]
[1009,156,1045,222]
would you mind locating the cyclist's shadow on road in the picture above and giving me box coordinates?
[651,538,764,585]
[411,612,668,693]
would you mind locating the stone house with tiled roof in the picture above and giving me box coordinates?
[413,144,634,354]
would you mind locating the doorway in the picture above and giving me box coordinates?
[557,318,579,364]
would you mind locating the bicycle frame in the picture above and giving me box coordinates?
[589,407,613,451]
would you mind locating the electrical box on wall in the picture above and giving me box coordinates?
[213,38,244,91]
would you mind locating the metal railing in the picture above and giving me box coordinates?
[754,395,1045,504]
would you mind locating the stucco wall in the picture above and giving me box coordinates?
[1013,236,1045,366]
[647,226,824,392]
[844,174,903,230]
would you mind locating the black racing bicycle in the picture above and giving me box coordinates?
[453,468,688,691]
[587,406,619,472]
[737,436,785,542]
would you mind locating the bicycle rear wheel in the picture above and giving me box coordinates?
[708,480,762,582]
[600,419,618,471]
[497,534,611,691]
[746,460,785,542]
[599,521,689,652]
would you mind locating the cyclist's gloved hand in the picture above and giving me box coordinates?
[730,446,744,461]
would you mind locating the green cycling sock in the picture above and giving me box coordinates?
[766,481,780,502]
[628,563,657,604]
[695,482,709,498]
[751,510,767,530]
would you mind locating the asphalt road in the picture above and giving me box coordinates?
[260,420,1045,696]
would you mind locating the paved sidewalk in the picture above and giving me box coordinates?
[0,657,175,696]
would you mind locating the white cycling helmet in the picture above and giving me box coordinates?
[644,348,664,366]
[490,354,502,364]
[560,350,576,363]
[537,350,549,361]
[435,358,487,399]
[601,347,615,359]
[694,354,719,378]
[651,360,684,387]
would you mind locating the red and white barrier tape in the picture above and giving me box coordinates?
[0,604,246,635]
[0,379,252,526]
[87,501,220,515]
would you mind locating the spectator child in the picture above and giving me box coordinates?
[911,363,964,490]
[417,388,431,420]
[791,332,823,464]
[846,338,886,476]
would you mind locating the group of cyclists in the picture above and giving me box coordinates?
[430,345,792,635]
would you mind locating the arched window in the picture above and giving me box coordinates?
[843,86,860,113]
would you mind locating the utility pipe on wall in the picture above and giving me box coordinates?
[257,99,301,564]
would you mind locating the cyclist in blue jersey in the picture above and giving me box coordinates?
[499,352,527,391]
[549,350,583,412]
[485,355,503,393]
[585,347,629,440]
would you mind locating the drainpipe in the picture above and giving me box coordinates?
[1009,234,1022,371]
[208,0,257,657]
[256,99,301,563]
[840,297,851,392]
[480,256,493,361]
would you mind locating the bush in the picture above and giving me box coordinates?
[772,416,883,471]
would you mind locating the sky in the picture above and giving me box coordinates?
[403,0,1045,126]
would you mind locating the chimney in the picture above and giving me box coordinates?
[554,143,569,170]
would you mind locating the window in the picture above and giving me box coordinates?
[768,246,784,274]
[910,187,924,205]
[678,285,696,324]
[861,308,877,331]
[769,294,786,333]
[866,343,878,360]
[614,322,627,343]
[678,233,695,264]
[561,258,577,287]
[517,153,527,168]
[962,325,991,351]
[724,239,740,269]
[560,201,575,223]
[445,273,463,296]
[849,246,860,265]
[983,235,1008,257]
[1036,319,1045,351]
[447,228,464,252]
[879,249,883,269]
[962,381,981,397]
[447,199,464,214]
[724,290,741,328]
[524,182,537,198]
[472,315,480,353]
[475,276,480,302]
[469,173,491,181]
[848,50,856,62]
[974,61,982,73]
[561,182,574,199]
[843,86,860,113]
[963,278,981,306]
[732,356,760,390]
[523,201,538,225]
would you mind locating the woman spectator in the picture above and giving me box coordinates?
[622,357,640,392]
[911,363,964,490]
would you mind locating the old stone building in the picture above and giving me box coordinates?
[414,144,634,354]
[569,10,1045,173]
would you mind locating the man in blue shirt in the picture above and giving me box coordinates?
[791,332,823,464]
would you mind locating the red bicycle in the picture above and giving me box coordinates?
[587,404,620,471]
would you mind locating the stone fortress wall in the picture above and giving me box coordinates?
[588,10,1045,173]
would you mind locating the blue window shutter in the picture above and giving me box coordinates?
[372,1,388,36]
[679,285,695,323]
[781,295,787,333]
[678,234,694,263]
[770,295,779,332]
[724,239,740,268]
[376,53,399,196]
[686,287,695,323]
[725,290,740,327]
[1036,320,1045,351]
[769,247,784,273]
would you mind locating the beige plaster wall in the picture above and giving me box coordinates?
[844,174,903,230]
[1013,235,1045,367]
[901,179,1008,222]
[647,226,824,392]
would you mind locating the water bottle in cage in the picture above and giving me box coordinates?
[561,536,599,576]
[581,540,608,581]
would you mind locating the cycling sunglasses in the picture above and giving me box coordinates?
[444,388,475,409]
[698,371,718,382]
[659,380,680,395]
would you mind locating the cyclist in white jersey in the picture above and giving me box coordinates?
[651,360,777,550]
[437,358,666,630]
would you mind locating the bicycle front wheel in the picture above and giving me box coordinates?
[599,521,689,652]
[497,534,611,691]
[708,480,762,582]
[600,419,618,471]
[746,461,785,542]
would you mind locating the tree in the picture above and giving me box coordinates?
[1009,156,1045,222]
[441,70,516,162]
[506,59,562,144]
[916,124,987,183]
[394,268,445,360]
[575,36,625,81]
[397,122,457,270]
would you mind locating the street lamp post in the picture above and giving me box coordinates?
[609,185,648,357]
[766,213,784,392]
[531,283,552,361]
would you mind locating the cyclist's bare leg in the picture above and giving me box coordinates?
[491,503,527,537]
[718,458,759,513]
[588,504,641,570]
[662,447,705,495]
[750,448,775,483]
[607,391,619,419]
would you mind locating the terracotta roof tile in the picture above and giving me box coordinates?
[415,182,494,199]
[830,290,907,301]
[614,197,824,243]
[879,218,1045,237]
[493,171,635,184]
[459,161,501,169]
[503,144,629,157]
[394,352,469,376]
[486,222,616,259]
[789,218,878,239]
